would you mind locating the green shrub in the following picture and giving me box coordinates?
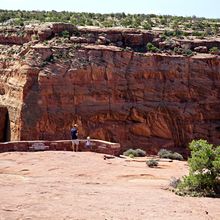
[128,154,135,158]
[146,42,160,53]
[61,30,70,38]
[183,49,193,57]
[43,40,49,45]
[173,47,194,57]
[158,149,184,160]
[146,159,158,168]
[192,31,204,37]
[158,149,172,158]
[123,149,138,157]
[177,139,220,197]
[209,47,219,55]
[135,149,146,157]
[164,30,175,37]
[31,34,39,41]
[169,152,184,161]
[173,29,184,38]
[142,22,152,30]
[123,148,146,157]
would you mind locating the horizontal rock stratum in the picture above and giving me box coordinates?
[0,23,220,153]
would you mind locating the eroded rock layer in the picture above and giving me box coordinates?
[0,23,220,153]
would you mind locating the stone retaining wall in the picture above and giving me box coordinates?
[0,139,121,156]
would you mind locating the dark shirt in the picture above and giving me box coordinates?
[71,128,78,140]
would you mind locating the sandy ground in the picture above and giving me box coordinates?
[0,151,219,220]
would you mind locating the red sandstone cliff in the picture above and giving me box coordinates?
[0,23,220,153]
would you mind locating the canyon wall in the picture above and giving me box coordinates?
[0,61,28,141]
[0,23,220,153]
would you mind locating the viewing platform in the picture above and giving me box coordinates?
[0,139,121,156]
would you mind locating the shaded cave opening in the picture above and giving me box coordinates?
[0,108,11,142]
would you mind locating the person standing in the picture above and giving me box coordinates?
[85,136,91,150]
[71,124,79,152]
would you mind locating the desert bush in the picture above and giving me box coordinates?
[123,148,146,157]
[142,22,152,30]
[163,30,175,37]
[158,149,172,158]
[173,47,194,56]
[192,31,204,37]
[61,30,70,38]
[31,34,39,41]
[177,139,220,197]
[128,154,135,158]
[169,152,184,161]
[135,149,146,157]
[123,149,138,157]
[173,29,184,38]
[158,149,184,161]
[146,159,158,168]
[146,42,160,53]
[209,47,219,55]
[173,47,182,54]
[182,49,193,56]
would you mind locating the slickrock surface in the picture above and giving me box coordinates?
[0,151,219,220]
[0,23,220,153]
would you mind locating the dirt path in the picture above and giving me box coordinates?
[0,151,219,220]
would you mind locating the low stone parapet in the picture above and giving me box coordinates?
[0,139,121,156]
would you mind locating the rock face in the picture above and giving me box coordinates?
[0,23,220,153]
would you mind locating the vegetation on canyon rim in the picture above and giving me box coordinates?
[1,10,219,59]
[1,10,220,37]
[175,140,220,197]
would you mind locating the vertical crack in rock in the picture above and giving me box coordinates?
[124,51,134,103]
